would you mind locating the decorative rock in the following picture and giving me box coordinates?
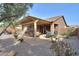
[52,38,56,41]
[59,38,63,41]
[7,50,16,56]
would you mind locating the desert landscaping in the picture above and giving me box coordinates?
[0,31,79,56]
[0,3,79,56]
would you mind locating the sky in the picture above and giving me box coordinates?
[29,3,79,25]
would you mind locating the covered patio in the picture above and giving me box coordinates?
[20,16,54,37]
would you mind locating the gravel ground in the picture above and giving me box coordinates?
[0,34,53,56]
[0,34,79,56]
[63,36,79,56]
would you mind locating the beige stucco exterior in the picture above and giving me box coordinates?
[52,17,68,34]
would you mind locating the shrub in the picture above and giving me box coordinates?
[50,41,76,56]
[62,27,76,38]
[46,31,57,38]
[46,31,52,38]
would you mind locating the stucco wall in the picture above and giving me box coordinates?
[53,17,68,34]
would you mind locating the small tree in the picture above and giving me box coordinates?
[0,3,33,36]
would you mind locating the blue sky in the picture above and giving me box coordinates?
[29,3,79,25]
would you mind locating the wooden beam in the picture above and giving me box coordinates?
[22,21,34,25]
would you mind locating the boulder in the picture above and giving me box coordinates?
[7,50,16,56]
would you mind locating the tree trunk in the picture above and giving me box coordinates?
[16,27,27,42]
[11,23,17,34]
[0,22,12,36]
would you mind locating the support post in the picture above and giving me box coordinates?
[58,25,60,35]
[50,23,54,35]
[34,20,38,37]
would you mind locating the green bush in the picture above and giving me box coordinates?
[46,32,52,38]
[62,27,76,38]
[46,31,57,38]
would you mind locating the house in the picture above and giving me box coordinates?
[20,16,68,37]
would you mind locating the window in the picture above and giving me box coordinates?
[54,24,58,29]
